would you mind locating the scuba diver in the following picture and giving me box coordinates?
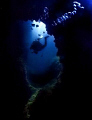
[30,1,84,54]
[30,35,49,54]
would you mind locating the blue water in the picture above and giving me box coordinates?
[17,20,59,85]
[81,0,92,12]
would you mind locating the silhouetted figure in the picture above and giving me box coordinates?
[30,36,49,54]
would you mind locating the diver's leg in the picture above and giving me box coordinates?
[31,50,38,54]
[44,35,49,39]
[44,35,50,46]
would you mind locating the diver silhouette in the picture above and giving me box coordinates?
[30,1,84,54]
[30,36,49,54]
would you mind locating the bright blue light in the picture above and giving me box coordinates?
[21,20,58,75]
[31,20,47,39]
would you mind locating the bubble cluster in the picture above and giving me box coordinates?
[39,1,84,26]
[40,7,49,20]
[52,1,84,26]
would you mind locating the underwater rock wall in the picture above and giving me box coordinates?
[1,0,92,119]
[23,1,92,119]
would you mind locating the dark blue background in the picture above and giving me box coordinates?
[0,0,92,119]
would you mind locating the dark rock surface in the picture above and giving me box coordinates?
[1,0,92,119]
